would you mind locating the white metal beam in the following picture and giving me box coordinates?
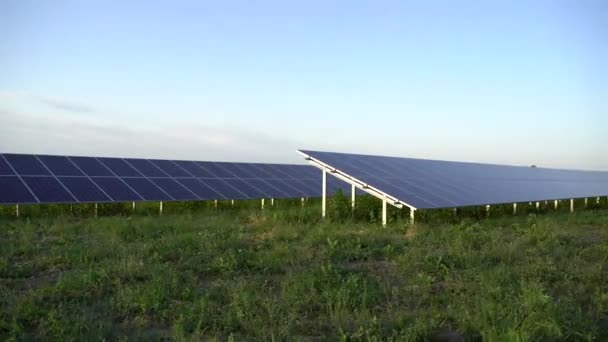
[299,152,408,211]
[351,183,356,210]
[322,169,327,218]
[382,197,387,226]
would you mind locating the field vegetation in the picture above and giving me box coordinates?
[1,194,608,340]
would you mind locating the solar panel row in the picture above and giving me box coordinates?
[299,150,608,209]
[0,153,350,204]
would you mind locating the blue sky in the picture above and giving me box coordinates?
[1,0,606,169]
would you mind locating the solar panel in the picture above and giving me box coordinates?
[299,150,608,209]
[0,153,351,205]
[0,176,37,203]
[37,155,84,176]
[21,176,75,203]
[91,177,142,201]
[4,154,51,175]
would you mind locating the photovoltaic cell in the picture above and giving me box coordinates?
[173,161,216,178]
[197,162,235,178]
[199,179,246,199]
[38,155,84,176]
[223,179,268,198]
[122,178,172,201]
[92,177,142,201]
[59,177,111,202]
[21,176,75,203]
[0,176,37,203]
[70,157,114,176]
[176,178,225,200]
[150,178,199,200]
[4,154,51,175]
[0,156,15,175]
[149,160,192,177]
[98,158,142,177]
[125,159,168,177]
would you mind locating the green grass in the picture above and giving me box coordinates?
[1,200,607,340]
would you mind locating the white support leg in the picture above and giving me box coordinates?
[513,203,517,215]
[271,198,274,206]
[570,199,574,213]
[261,198,265,210]
[15,204,19,218]
[231,199,234,207]
[132,201,136,212]
[214,199,218,208]
[597,197,600,204]
[301,197,305,207]
[351,183,356,210]
[584,198,588,208]
[322,169,327,218]
[382,197,387,227]
[159,201,163,215]
[94,202,98,218]
[554,200,558,210]
[410,208,416,224]
[535,202,540,210]
[485,205,490,218]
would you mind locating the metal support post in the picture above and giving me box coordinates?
[271,198,274,206]
[261,198,265,210]
[94,203,98,218]
[485,204,490,218]
[382,197,387,227]
[214,199,218,208]
[535,202,540,210]
[231,199,234,207]
[159,201,163,215]
[410,208,416,224]
[15,204,19,218]
[322,169,327,218]
[301,197,305,207]
[554,200,558,210]
[570,199,574,213]
[513,203,517,215]
[351,183,356,210]
[584,198,588,208]
[132,201,136,213]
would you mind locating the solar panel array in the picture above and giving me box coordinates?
[0,153,350,205]
[299,150,608,209]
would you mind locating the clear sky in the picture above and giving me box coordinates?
[1,0,606,169]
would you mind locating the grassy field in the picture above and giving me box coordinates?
[1,199,608,341]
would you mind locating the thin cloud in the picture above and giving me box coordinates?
[35,96,94,113]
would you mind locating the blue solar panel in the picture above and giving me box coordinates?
[98,158,143,177]
[198,162,235,178]
[223,178,268,198]
[150,178,199,200]
[4,154,51,175]
[299,150,608,209]
[21,176,75,203]
[149,160,192,177]
[222,163,258,178]
[173,161,216,178]
[176,178,226,200]
[0,156,15,175]
[199,179,247,199]
[92,177,142,201]
[0,176,37,203]
[125,159,168,177]
[38,155,84,176]
[122,178,172,201]
[59,177,111,202]
[1,153,350,204]
[70,157,114,176]
[246,179,289,198]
